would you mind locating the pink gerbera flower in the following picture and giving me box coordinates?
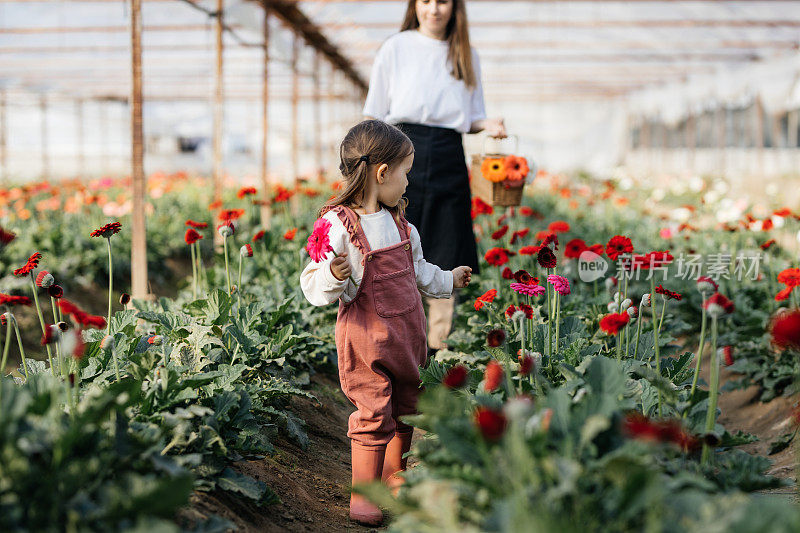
[306,218,334,262]
[511,282,546,297]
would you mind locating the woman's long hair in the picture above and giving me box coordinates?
[400,0,476,88]
[319,120,415,221]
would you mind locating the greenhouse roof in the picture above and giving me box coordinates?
[1,0,799,113]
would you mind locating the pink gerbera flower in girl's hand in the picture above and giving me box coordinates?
[306,218,334,262]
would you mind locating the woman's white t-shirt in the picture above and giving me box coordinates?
[363,30,487,134]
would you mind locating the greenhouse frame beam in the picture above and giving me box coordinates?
[321,19,800,30]
[258,0,367,93]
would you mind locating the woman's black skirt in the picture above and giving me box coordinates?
[396,122,480,275]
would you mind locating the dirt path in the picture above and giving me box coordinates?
[179,369,407,532]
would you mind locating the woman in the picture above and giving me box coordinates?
[363,0,506,355]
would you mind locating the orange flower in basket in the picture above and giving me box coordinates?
[481,158,507,183]
[504,155,529,183]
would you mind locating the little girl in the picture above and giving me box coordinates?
[300,120,472,526]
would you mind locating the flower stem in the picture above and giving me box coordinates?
[546,271,552,360]
[624,322,631,358]
[29,273,55,377]
[554,291,561,355]
[190,242,198,300]
[223,236,232,295]
[12,317,28,379]
[633,315,643,360]
[658,297,667,331]
[702,316,720,464]
[51,297,65,380]
[0,317,12,388]
[650,276,662,417]
[237,254,243,309]
[616,332,622,361]
[688,303,708,403]
[106,237,113,336]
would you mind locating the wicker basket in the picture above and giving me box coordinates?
[469,135,525,207]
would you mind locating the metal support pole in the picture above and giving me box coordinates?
[313,51,322,183]
[290,32,300,216]
[40,95,48,181]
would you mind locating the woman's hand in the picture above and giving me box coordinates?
[330,253,352,281]
[452,266,472,288]
[483,118,507,138]
[471,118,507,138]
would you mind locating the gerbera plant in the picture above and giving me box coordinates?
[90,221,122,335]
[13,251,55,375]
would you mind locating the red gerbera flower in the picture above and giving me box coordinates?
[483,360,504,390]
[777,268,800,287]
[58,299,106,329]
[518,354,533,376]
[721,346,734,366]
[509,228,529,245]
[48,285,63,299]
[0,293,32,307]
[519,245,540,256]
[442,364,468,389]
[586,244,604,256]
[547,221,570,233]
[501,267,514,280]
[273,185,293,203]
[13,252,42,277]
[518,206,534,217]
[761,239,776,250]
[474,406,507,441]
[185,228,202,245]
[208,200,223,210]
[474,289,498,311]
[565,238,587,259]
[600,312,630,335]
[284,228,297,241]
[605,235,633,261]
[0,226,16,248]
[540,232,558,251]
[655,285,683,301]
[537,247,557,269]
[90,221,122,238]
[218,208,245,222]
[237,186,257,199]
[471,197,494,217]
[491,225,509,240]
[186,219,208,229]
[640,251,674,269]
[487,329,506,348]
[775,286,793,301]
[769,309,800,350]
[485,247,513,267]
[703,292,735,318]
[252,230,266,242]
[35,271,54,288]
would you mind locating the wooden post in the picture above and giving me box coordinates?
[40,95,48,181]
[788,109,799,148]
[211,0,224,246]
[290,32,300,216]
[754,99,764,175]
[76,99,85,178]
[770,111,784,148]
[130,0,149,300]
[313,51,322,183]
[0,90,6,184]
[716,106,726,177]
[259,7,272,229]
[99,102,108,176]
[687,113,697,174]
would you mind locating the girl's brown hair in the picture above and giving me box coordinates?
[400,0,476,88]
[319,120,414,220]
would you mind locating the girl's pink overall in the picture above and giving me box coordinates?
[331,205,428,446]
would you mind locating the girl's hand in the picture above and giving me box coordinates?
[330,253,352,281]
[452,266,472,288]
[484,118,507,139]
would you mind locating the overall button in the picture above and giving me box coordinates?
[367,255,373,261]
[404,243,410,250]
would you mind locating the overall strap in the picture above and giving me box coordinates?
[330,205,372,258]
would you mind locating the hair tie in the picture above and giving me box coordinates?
[359,154,370,164]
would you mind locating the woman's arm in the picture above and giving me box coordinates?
[470,117,507,137]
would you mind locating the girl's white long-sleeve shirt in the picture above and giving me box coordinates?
[300,207,454,307]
